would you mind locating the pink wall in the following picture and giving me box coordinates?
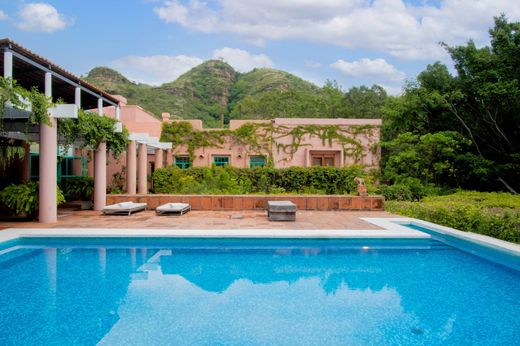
[170,118,382,169]
[102,104,162,138]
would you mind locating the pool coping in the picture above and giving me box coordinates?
[363,217,520,257]
[1,218,519,258]
[0,226,429,243]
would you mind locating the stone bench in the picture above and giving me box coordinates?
[267,201,297,221]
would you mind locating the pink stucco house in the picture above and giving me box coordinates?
[92,95,381,192]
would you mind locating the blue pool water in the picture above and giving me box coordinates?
[1,237,519,345]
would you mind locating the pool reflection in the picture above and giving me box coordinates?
[1,242,519,345]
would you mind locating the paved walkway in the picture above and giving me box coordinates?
[0,209,397,230]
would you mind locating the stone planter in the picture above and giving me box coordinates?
[80,201,93,210]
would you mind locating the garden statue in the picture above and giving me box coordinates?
[354,177,368,196]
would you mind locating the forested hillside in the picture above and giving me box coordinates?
[85,61,386,127]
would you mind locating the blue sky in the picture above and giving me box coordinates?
[0,0,518,94]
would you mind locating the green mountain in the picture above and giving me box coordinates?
[85,60,386,126]
[84,60,319,127]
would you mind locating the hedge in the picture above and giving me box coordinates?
[152,165,366,195]
[386,191,520,243]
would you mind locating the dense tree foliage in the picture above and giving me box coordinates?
[229,81,387,120]
[382,15,520,193]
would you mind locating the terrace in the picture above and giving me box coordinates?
[0,209,396,231]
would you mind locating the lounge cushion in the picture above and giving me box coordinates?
[156,203,191,215]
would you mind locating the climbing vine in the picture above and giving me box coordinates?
[160,121,378,164]
[58,110,129,157]
[0,76,52,129]
[0,76,54,170]
[0,138,25,170]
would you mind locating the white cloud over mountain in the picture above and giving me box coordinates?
[212,47,273,72]
[153,0,520,60]
[111,55,204,85]
[111,48,274,85]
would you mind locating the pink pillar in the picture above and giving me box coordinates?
[138,143,147,194]
[94,98,107,211]
[94,142,107,210]
[126,140,136,194]
[22,142,30,182]
[154,149,163,169]
[39,119,57,222]
[39,72,57,223]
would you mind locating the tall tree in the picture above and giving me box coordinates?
[444,15,520,192]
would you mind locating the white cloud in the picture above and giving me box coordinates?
[304,60,322,69]
[212,47,273,72]
[379,84,404,96]
[16,3,72,33]
[331,58,405,82]
[153,0,520,60]
[0,10,8,21]
[111,55,204,85]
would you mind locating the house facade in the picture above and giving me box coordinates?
[165,118,381,171]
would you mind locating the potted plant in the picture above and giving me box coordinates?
[66,177,94,210]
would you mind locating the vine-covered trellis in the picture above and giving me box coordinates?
[0,76,53,168]
[0,76,129,168]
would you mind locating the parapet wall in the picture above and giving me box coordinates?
[107,195,384,211]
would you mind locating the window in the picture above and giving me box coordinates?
[29,154,39,179]
[311,153,336,167]
[60,157,74,177]
[249,156,265,168]
[175,156,191,169]
[213,156,230,167]
[312,157,322,166]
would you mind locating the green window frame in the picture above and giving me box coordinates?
[213,156,230,167]
[249,156,265,168]
[175,156,191,169]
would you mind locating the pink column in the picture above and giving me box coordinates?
[22,141,30,182]
[94,142,107,210]
[154,149,163,169]
[166,149,173,167]
[93,98,107,211]
[137,143,147,194]
[39,72,57,223]
[126,140,136,194]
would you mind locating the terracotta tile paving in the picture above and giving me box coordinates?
[0,208,398,230]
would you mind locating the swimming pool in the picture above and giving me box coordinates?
[1,235,519,345]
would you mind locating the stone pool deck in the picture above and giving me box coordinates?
[0,209,397,230]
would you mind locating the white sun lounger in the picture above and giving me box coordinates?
[155,203,191,216]
[102,202,147,215]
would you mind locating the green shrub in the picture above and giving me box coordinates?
[376,178,452,201]
[377,184,416,201]
[152,165,365,195]
[386,191,520,243]
[0,182,65,217]
[65,176,94,201]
